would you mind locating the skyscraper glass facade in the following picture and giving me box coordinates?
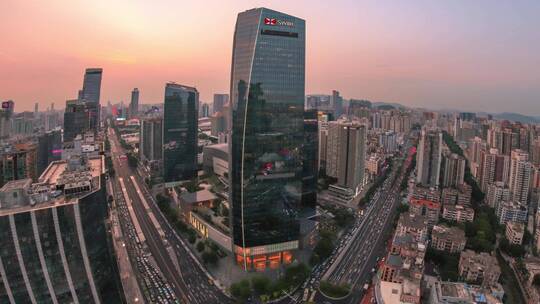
[63,99,88,142]
[163,83,198,184]
[81,68,102,132]
[230,8,310,270]
[130,88,139,118]
[0,163,124,303]
[81,69,102,104]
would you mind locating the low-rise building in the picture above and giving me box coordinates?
[428,280,503,304]
[442,204,475,223]
[412,185,440,203]
[396,212,429,243]
[409,199,440,227]
[431,225,466,253]
[441,184,472,205]
[505,221,525,245]
[459,250,501,287]
[495,200,528,224]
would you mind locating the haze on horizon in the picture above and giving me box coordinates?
[1,0,539,115]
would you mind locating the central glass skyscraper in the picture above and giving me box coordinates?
[230,8,313,270]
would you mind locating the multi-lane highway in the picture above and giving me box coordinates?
[278,143,413,304]
[108,127,232,304]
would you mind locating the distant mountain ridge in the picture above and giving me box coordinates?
[355,100,540,124]
[490,112,540,124]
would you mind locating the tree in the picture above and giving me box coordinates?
[202,251,218,265]
[499,238,526,258]
[314,235,334,260]
[196,241,205,252]
[309,253,321,266]
[251,276,271,295]
[188,233,196,244]
[533,274,540,286]
[397,204,409,214]
[230,279,251,301]
[319,281,350,298]
[283,263,310,286]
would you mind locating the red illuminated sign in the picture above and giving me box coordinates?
[264,18,276,25]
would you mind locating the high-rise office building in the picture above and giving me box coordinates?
[302,110,318,210]
[163,83,198,184]
[12,112,35,136]
[230,8,308,270]
[140,116,163,163]
[0,100,15,140]
[327,120,367,192]
[37,129,62,175]
[130,88,139,118]
[305,95,332,112]
[63,99,89,142]
[331,90,343,118]
[442,152,466,188]
[416,129,443,188]
[81,68,102,132]
[0,143,38,187]
[509,149,532,205]
[200,103,210,118]
[213,94,229,114]
[81,68,102,104]
[0,157,125,303]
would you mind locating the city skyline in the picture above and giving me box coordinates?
[2,0,540,115]
[1,3,540,303]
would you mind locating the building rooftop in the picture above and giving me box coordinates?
[432,224,466,242]
[507,221,524,233]
[398,212,429,230]
[180,189,217,204]
[0,156,104,216]
[0,178,32,192]
[165,82,198,92]
[410,198,440,209]
[440,282,470,299]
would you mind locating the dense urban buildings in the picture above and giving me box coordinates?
[163,82,198,184]
[229,8,311,270]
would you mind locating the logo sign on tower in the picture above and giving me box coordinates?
[264,17,294,27]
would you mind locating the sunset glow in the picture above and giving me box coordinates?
[1,0,539,114]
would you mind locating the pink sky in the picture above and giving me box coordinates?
[1,0,539,114]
